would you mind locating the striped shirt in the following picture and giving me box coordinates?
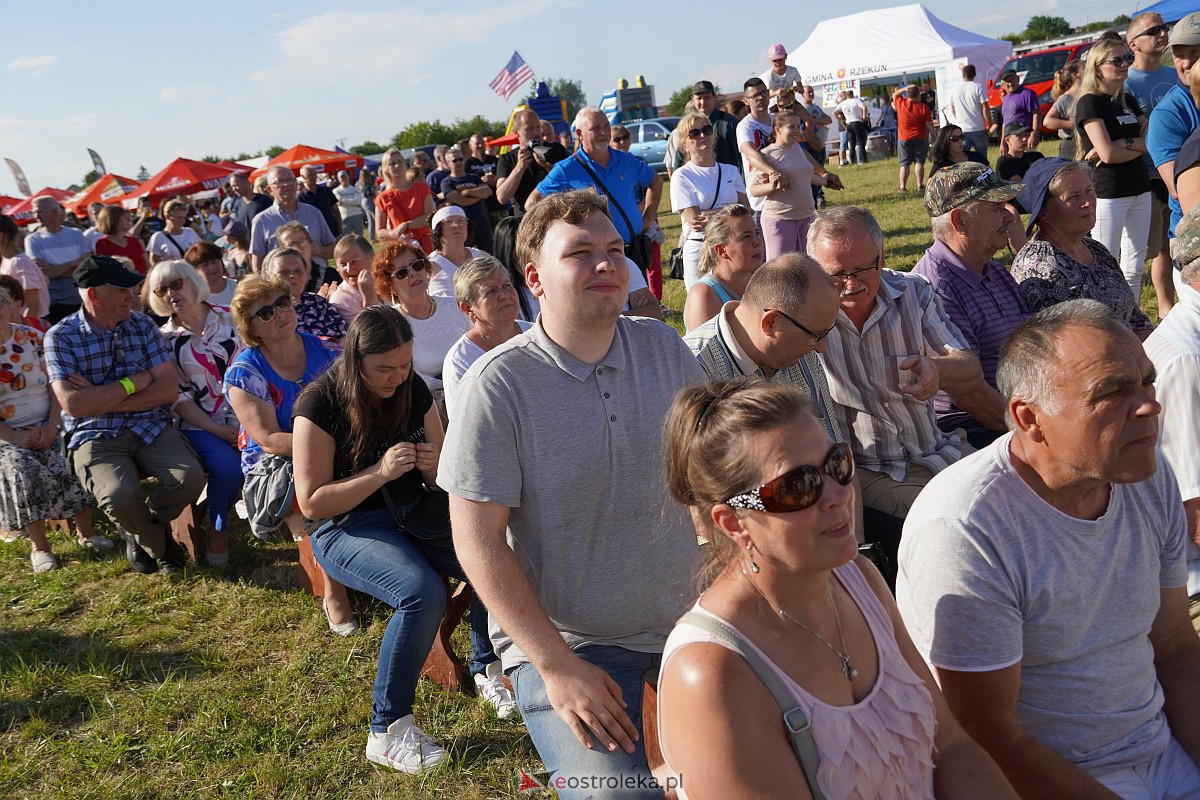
[912,239,1028,436]
[44,310,173,449]
[819,270,966,481]
[684,303,841,443]
[1143,282,1200,596]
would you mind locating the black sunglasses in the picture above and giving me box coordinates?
[391,257,429,281]
[1133,24,1169,39]
[1102,52,1135,67]
[611,134,631,143]
[153,278,186,297]
[687,125,715,139]
[948,134,964,142]
[767,308,834,343]
[725,442,855,513]
[252,294,294,322]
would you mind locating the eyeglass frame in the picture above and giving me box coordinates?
[152,278,187,298]
[828,256,881,286]
[1101,52,1135,67]
[1132,23,1169,40]
[251,294,294,322]
[765,308,835,343]
[724,442,855,513]
[390,257,430,281]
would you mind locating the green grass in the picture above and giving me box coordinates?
[2,148,1161,799]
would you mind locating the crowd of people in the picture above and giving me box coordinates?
[4,19,1200,799]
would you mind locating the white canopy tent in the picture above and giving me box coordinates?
[788,4,1012,90]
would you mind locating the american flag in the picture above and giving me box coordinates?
[489,51,534,102]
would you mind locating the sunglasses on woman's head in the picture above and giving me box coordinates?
[391,258,429,281]
[153,278,186,297]
[252,294,293,322]
[687,124,715,139]
[724,442,855,513]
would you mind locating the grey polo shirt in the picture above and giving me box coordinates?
[439,316,707,671]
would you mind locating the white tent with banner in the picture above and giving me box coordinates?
[788,4,1012,98]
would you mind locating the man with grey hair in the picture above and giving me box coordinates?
[1145,206,1200,635]
[25,197,90,323]
[249,165,335,272]
[807,205,985,519]
[528,107,662,275]
[899,298,1200,798]
[913,163,1026,448]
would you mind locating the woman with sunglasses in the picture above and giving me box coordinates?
[929,125,988,175]
[225,277,356,632]
[748,109,841,262]
[1073,36,1152,299]
[149,259,242,567]
[656,380,1018,799]
[671,111,748,291]
[372,242,469,421]
[261,247,346,348]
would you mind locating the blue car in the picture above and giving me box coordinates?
[622,117,681,174]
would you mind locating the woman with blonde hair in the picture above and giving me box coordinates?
[375,148,435,254]
[1072,35,1151,298]
[1044,60,1084,159]
[681,204,764,332]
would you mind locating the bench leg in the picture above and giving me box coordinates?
[420,577,474,693]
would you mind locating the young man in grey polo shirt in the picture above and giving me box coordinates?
[440,190,705,798]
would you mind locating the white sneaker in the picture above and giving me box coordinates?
[365,715,445,773]
[474,661,518,720]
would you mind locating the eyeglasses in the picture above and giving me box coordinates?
[724,442,855,513]
[687,125,714,139]
[745,91,768,101]
[948,134,964,142]
[153,278,186,297]
[391,258,429,281]
[828,258,881,286]
[1102,52,1135,67]
[767,308,834,343]
[252,294,294,322]
[611,134,631,143]
[1133,24,1169,39]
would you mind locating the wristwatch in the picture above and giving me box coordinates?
[1125,138,1134,147]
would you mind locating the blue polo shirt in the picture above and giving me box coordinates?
[535,148,655,243]
[249,201,335,257]
[1148,83,1200,237]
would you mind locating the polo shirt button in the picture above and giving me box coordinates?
[610,415,617,422]
[603,392,611,398]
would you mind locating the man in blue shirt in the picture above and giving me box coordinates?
[45,255,204,576]
[527,107,661,272]
[1149,12,1200,254]
[249,166,336,272]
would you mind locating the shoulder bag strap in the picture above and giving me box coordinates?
[572,152,638,240]
[678,611,827,800]
[163,231,186,257]
[708,165,722,211]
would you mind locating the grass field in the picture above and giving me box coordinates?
[0,146,1160,800]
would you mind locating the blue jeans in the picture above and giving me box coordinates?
[962,129,989,158]
[509,645,664,800]
[310,502,495,732]
[182,428,243,533]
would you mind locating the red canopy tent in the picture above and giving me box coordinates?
[64,174,140,216]
[0,196,22,214]
[123,158,243,207]
[250,145,363,180]
[7,187,76,225]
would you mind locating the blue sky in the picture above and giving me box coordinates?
[2,0,1141,194]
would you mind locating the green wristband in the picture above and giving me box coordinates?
[119,377,136,396]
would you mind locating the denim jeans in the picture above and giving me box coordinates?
[182,428,243,533]
[509,645,664,800]
[310,502,495,732]
[961,129,989,158]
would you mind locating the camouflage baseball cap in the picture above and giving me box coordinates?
[924,163,1023,217]
[1174,205,1200,267]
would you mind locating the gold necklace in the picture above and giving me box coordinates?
[744,569,858,681]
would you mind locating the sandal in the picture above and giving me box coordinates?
[30,550,58,573]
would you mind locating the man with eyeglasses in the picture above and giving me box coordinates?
[1149,12,1200,292]
[441,146,494,255]
[899,299,1200,799]
[914,163,1026,449]
[739,77,794,225]
[44,255,204,577]
[250,165,336,274]
[807,206,983,520]
[1128,13,1182,317]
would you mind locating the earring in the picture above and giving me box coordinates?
[746,545,760,573]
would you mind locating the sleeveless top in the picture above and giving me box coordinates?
[696,274,737,305]
[658,562,936,800]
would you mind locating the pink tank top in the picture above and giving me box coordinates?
[658,562,936,800]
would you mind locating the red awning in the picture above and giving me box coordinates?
[64,174,140,216]
[250,144,364,180]
[123,158,244,206]
[7,187,76,225]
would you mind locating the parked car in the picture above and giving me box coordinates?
[622,116,681,174]
[987,42,1095,135]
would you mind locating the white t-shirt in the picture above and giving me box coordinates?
[208,277,237,309]
[0,253,50,319]
[428,248,483,299]
[759,65,802,94]
[736,114,774,212]
[397,296,470,391]
[948,80,989,133]
[836,97,869,124]
[897,435,1186,775]
[333,185,364,220]
[148,228,201,262]
[82,227,102,251]
[670,162,747,240]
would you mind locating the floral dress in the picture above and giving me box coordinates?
[0,324,88,529]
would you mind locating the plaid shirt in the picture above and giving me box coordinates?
[44,310,172,449]
[819,269,967,481]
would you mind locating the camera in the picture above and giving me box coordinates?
[526,140,554,159]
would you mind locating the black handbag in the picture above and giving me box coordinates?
[668,247,685,281]
[381,487,455,549]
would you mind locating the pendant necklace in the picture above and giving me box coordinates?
[744,569,858,681]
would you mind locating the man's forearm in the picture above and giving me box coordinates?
[1156,631,1200,764]
[40,257,82,279]
[949,382,1008,432]
[495,170,523,205]
[932,349,984,395]
[973,727,1120,799]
